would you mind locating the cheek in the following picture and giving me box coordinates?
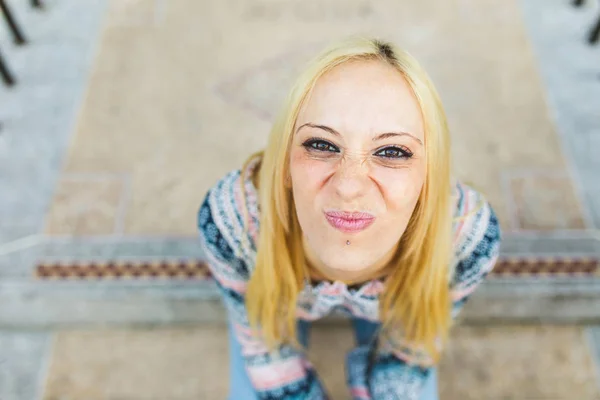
[374,165,425,211]
[289,149,334,192]
[289,150,334,237]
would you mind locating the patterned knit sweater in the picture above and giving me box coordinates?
[197,157,502,400]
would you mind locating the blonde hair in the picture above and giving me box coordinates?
[242,37,458,364]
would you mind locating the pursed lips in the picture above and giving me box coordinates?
[323,210,375,233]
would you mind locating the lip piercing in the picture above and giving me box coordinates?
[346,240,350,245]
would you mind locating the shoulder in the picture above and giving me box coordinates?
[197,159,261,281]
[197,168,243,259]
[450,181,502,289]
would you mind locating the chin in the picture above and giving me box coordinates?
[319,253,369,273]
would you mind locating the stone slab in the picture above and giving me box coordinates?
[440,325,600,400]
[41,324,600,400]
[0,0,109,262]
[588,326,600,394]
[43,326,229,400]
[518,0,600,229]
[2,276,600,329]
[0,331,53,400]
[50,0,578,236]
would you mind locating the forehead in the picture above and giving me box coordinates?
[297,60,424,140]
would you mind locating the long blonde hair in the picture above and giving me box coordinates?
[243,36,454,364]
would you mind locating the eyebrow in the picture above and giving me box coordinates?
[296,123,423,145]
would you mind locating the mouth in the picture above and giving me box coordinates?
[324,210,376,234]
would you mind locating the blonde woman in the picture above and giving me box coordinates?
[198,37,501,400]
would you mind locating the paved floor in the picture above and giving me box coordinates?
[1,0,598,278]
[37,0,592,235]
[1,0,600,399]
[2,324,596,400]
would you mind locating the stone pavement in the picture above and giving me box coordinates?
[1,0,599,257]
[1,324,599,400]
[1,0,600,399]
[33,0,597,236]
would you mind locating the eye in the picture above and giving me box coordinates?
[374,146,413,159]
[302,139,340,153]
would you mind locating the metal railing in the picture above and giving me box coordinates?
[0,0,44,87]
[573,0,600,44]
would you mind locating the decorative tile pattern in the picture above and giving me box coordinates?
[33,257,599,281]
[35,260,210,280]
[491,257,599,277]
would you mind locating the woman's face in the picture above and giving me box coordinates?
[289,59,426,280]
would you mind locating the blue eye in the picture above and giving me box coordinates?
[302,139,413,160]
[303,139,340,153]
[375,146,413,159]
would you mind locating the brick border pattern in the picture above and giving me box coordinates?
[34,257,600,281]
[35,260,211,280]
[493,257,598,276]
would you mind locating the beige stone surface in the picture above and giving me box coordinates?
[43,326,230,400]
[42,324,600,400]
[105,0,157,26]
[510,175,587,230]
[44,177,125,235]
[309,322,355,398]
[51,0,581,235]
[440,325,600,400]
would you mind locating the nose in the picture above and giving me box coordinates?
[332,155,370,201]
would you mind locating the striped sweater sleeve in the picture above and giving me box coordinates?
[345,191,502,400]
[197,176,329,400]
[450,191,502,318]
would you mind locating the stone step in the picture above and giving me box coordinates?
[2,275,600,329]
[0,234,598,328]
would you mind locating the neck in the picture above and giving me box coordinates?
[308,262,390,286]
